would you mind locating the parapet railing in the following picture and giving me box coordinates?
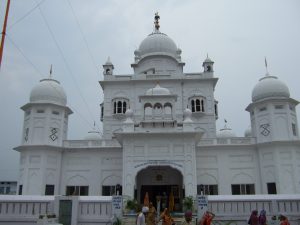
[63,139,121,148]
[198,137,256,146]
[207,195,300,223]
[0,195,299,225]
[0,195,54,223]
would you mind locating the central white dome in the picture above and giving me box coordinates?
[84,130,102,140]
[252,75,290,102]
[217,126,236,138]
[145,83,171,95]
[30,78,67,106]
[138,32,178,58]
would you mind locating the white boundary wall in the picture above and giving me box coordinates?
[0,195,299,225]
[207,195,300,225]
[0,195,114,225]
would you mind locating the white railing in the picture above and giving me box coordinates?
[77,196,113,225]
[0,195,299,225]
[198,137,256,146]
[63,139,121,148]
[207,195,300,225]
[0,195,54,224]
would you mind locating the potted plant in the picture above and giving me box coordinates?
[113,216,122,225]
[125,199,138,213]
[183,196,194,212]
[37,214,57,225]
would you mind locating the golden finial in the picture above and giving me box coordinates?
[154,12,160,31]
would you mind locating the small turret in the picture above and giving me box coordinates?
[246,59,299,142]
[103,57,114,75]
[22,67,72,146]
[202,54,214,73]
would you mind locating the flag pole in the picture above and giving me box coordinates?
[0,0,11,70]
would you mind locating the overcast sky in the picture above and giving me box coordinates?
[0,0,299,181]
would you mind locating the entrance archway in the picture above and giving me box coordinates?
[136,166,183,212]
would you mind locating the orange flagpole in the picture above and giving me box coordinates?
[143,192,149,207]
[0,0,11,70]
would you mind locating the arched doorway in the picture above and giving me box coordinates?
[136,166,183,212]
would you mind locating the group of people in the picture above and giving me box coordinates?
[136,202,215,225]
[248,209,290,225]
[137,205,291,225]
[137,203,174,225]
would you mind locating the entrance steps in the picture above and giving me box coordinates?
[121,214,196,225]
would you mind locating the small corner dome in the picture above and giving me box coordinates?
[244,127,252,137]
[125,108,134,118]
[84,130,102,140]
[252,75,290,102]
[217,127,236,138]
[138,32,178,58]
[30,78,67,106]
[183,108,193,123]
[184,108,192,118]
[145,83,171,95]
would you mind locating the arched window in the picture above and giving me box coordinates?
[144,103,152,119]
[100,103,104,121]
[164,103,172,115]
[112,98,129,115]
[123,102,127,114]
[191,100,195,112]
[214,100,218,119]
[196,99,201,112]
[117,101,122,113]
[189,96,205,113]
[201,99,205,112]
[153,103,163,115]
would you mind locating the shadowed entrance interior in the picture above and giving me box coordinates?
[140,185,182,212]
[136,166,183,212]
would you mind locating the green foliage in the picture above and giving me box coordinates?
[38,214,56,219]
[183,196,194,211]
[113,217,122,225]
[125,199,138,212]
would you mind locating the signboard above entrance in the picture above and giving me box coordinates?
[134,160,183,169]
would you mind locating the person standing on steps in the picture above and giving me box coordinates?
[147,202,157,225]
[137,206,149,225]
[248,210,258,225]
[258,209,267,225]
[160,208,175,225]
[199,211,215,225]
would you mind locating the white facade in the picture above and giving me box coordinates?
[14,15,300,208]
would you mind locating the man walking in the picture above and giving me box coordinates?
[137,206,149,225]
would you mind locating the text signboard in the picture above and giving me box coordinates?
[197,195,208,220]
[112,196,123,218]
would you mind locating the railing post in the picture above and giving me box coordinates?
[271,199,278,216]
[71,196,79,225]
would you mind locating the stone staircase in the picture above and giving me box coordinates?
[121,214,197,225]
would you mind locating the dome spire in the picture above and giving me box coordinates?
[106,56,112,64]
[224,119,228,128]
[264,57,269,76]
[49,64,53,79]
[154,12,160,32]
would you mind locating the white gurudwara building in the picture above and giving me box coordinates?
[14,14,300,210]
